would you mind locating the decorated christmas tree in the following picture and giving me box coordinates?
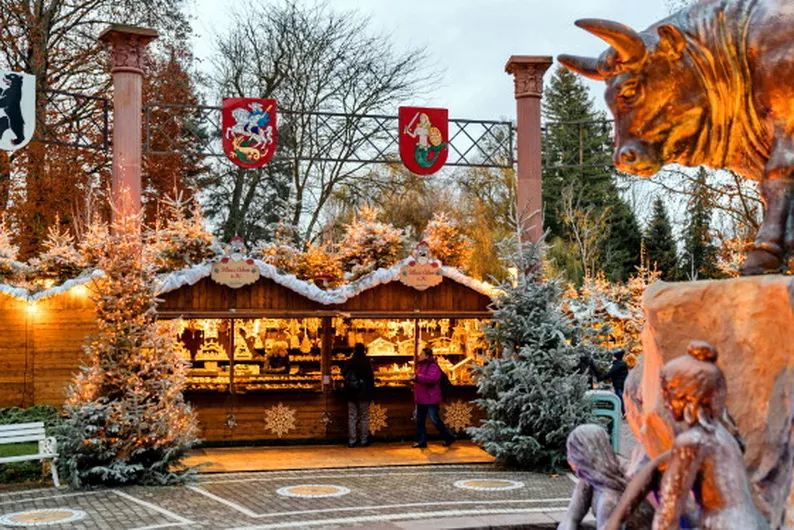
[29,217,83,287]
[58,211,199,487]
[337,206,405,279]
[423,211,474,271]
[146,193,216,273]
[468,238,594,470]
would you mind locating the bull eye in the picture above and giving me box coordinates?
[619,83,638,101]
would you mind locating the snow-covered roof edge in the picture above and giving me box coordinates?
[155,257,501,306]
[0,270,104,303]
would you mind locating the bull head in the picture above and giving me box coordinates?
[559,19,647,80]
[559,18,701,177]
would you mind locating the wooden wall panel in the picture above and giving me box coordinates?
[158,277,327,314]
[31,292,97,406]
[0,296,32,407]
[334,280,491,315]
[189,387,483,443]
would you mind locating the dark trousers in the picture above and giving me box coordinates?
[347,400,370,444]
[415,404,454,444]
[614,386,625,416]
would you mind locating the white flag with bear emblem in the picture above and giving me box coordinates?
[0,70,35,151]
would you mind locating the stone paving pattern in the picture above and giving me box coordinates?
[0,465,580,529]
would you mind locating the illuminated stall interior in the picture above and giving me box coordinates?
[175,316,488,393]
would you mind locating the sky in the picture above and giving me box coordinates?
[191,0,673,121]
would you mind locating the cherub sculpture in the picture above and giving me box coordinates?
[607,341,767,530]
[558,424,653,530]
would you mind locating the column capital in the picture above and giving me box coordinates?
[505,56,553,99]
[99,24,159,75]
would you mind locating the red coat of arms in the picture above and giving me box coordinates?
[222,98,277,168]
[399,106,449,175]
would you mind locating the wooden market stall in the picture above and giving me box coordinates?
[156,258,497,443]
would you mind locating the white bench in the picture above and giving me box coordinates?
[0,422,59,487]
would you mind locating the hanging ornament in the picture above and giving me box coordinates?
[439,319,450,336]
[300,334,312,353]
[225,413,238,430]
[290,334,300,349]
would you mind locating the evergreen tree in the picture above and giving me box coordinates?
[423,212,474,271]
[29,217,83,287]
[680,169,720,280]
[58,211,199,487]
[468,238,595,470]
[337,207,405,279]
[542,65,641,282]
[644,197,679,280]
[146,193,216,274]
[258,224,302,274]
[0,216,23,282]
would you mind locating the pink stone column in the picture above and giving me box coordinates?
[505,56,553,243]
[99,25,158,218]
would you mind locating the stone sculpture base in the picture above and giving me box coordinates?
[640,275,794,528]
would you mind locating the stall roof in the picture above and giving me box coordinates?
[155,258,502,305]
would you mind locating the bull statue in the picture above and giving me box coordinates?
[559,0,794,275]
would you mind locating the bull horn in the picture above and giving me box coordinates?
[575,18,646,64]
[558,55,605,81]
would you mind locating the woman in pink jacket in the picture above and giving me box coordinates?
[411,347,456,448]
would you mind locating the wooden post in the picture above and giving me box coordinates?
[321,316,333,392]
[505,56,553,243]
[98,24,158,218]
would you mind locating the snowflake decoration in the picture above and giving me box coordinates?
[369,402,388,434]
[443,400,473,432]
[264,402,297,437]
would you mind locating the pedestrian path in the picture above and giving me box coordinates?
[0,464,583,529]
[185,441,495,473]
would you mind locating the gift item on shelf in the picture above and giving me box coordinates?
[196,341,229,361]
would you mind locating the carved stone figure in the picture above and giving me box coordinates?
[559,424,654,530]
[559,1,794,275]
[608,341,768,530]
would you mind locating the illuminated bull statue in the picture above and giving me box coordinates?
[559,1,794,275]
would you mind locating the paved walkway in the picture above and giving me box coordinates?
[0,464,588,529]
[185,441,495,473]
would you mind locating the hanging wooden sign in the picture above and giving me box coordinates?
[399,241,443,291]
[210,236,260,288]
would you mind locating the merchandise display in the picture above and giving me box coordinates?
[170,316,488,392]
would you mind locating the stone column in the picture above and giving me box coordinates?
[98,24,158,218]
[505,56,553,243]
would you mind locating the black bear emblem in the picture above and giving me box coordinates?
[0,73,26,146]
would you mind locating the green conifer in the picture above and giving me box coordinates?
[644,197,679,280]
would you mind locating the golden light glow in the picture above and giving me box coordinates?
[72,284,88,297]
[26,302,36,314]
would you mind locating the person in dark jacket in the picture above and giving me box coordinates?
[343,343,375,447]
[411,347,455,448]
[598,349,629,416]
[575,352,599,388]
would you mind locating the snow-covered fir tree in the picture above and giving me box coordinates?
[29,218,83,287]
[146,193,215,273]
[468,238,595,470]
[78,215,109,271]
[0,216,23,282]
[258,224,302,274]
[423,211,474,272]
[337,207,405,279]
[58,211,199,487]
[297,242,342,287]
